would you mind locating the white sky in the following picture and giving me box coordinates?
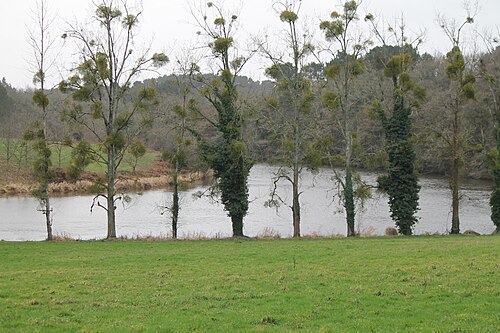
[0,0,498,89]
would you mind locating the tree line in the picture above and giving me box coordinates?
[0,0,499,240]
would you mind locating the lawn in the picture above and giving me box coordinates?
[0,236,498,332]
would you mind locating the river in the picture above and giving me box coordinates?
[0,164,496,241]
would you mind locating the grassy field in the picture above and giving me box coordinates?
[0,236,498,332]
[0,137,161,176]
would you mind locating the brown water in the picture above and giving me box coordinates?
[0,165,496,241]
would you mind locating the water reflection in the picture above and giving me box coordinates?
[0,165,495,241]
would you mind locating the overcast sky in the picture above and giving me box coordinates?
[0,0,498,89]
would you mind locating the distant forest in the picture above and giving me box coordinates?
[1,45,499,179]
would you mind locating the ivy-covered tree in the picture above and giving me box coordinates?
[189,1,252,237]
[479,37,500,233]
[438,13,476,234]
[367,18,425,235]
[320,0,372,236]
[376,53,425,235]
[60,0,168,239]
[259,1,320,238]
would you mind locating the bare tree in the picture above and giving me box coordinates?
[258,0,321,238]
[27,0,57,240]
[437,5,477,234]
[319,0,373,236]
[60,0,168,239]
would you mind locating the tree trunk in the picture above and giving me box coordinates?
[107,145,117,239]
[172,171,179,239]
[292,165,301,238]
[44,192,52,241]
[345,166,356,236]
[450,159,460,234]
[231,215,244,237]
[491,126,500,232]
[450,105,460,234]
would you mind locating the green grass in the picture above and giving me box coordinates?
[0,137,160,174]
[0,236,499,332]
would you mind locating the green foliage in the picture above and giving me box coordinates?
[324,63,341,80]
[129,140,146,160]
[491,132,500,231]
[320,20,344,39]
[445,46,465,81]
[214,17,225,26]
[192,6,252,236]
[384,54,412,79]
[96,4,121,20]
[32,90,49,108]
[279,10,298,23]
[303,142,323,170]
[32,69,45,85]
[211,37,233,54]
[320,1,359,42]
[378,96,420,235]
[122,14,138,28]
[105,132,126,151]
[462,82,475,100]
[205,81,252,234]
[151,53,169,67]
[95,52,109,79]
[230,56,245,71]
[29,131,54,185]
[321,91,340,109]
[68,141,93,181]
[162,148,187,169]
[320,0,369,236]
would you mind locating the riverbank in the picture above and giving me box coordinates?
[0,236,498,332]
[0,161,212,196]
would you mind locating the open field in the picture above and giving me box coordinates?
[0,236,499,332]
[0,137,161,175]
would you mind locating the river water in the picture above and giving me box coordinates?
[0,164,496,241]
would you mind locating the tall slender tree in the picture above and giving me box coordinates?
[27,0,56,240]
[161,75,196,239]
[60,0,168,238]
[375,51,425,235]
[438,12,476,234]
[365,16,425,235]
[259,0,320,238]
[320,0,372,236]
[189,1,252,237]
[479,33,500,233]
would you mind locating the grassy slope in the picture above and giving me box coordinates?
[0,236,499,332]
[0,137,161,175]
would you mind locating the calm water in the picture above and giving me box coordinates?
[0,164,496,241]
